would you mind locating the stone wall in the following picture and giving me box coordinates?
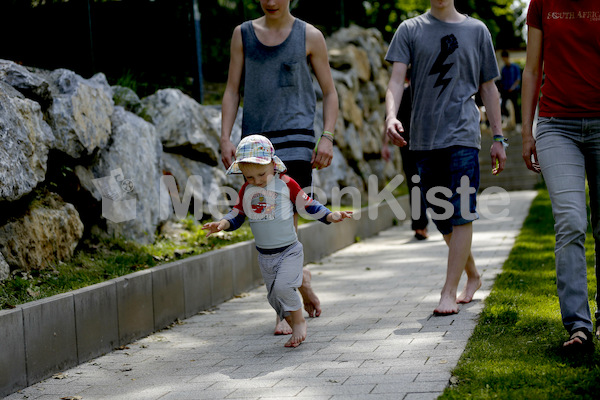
[0,25,400,281]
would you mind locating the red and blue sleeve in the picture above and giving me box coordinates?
[282,174,332,224]
[223,183,248,231]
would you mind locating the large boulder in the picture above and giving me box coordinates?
[369,157,401,191]
[46,70,114,158]
[0,85,55,202]
[111,85,142,114]
[0,59,51,102]
[336,83,364,129]
[359,81,381,119]
[75,107,163,244]
[330,69,359,94]
[341,123,363,162]
[361,110,384,156]
[140,89,221,166]
[328,25,387,83]
[328,44,371,82]
[0,192,84,272]
[314,146,365,205]
[161,152,243,221]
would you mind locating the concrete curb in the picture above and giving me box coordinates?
[0,196,409,397]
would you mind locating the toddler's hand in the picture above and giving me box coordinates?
[202,220,229,237]
[328,211,353,223]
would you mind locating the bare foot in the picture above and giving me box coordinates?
[433,294,459,316]
[284,319,307,348]
[298,268,321,317]
[274,317,292,335]
[456,276,482,304]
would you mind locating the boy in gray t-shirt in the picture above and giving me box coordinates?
[385,12,500,151]
[384,1,507,316]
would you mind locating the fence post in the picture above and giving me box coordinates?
[192,0,204,103]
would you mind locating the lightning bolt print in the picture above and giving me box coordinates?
[429,34,459,98]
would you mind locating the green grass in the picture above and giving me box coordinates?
[0,201,363,310]
[0,174,402,309]
[0,217,253,309]
[440,188,600,400]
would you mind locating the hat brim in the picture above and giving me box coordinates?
[226,155,287,175]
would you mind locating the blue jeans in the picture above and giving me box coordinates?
[415,146,480,235]
[536,117,600,334]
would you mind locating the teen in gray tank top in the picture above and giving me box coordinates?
[240,18,317,164]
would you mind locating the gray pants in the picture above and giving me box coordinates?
[537,117,600,334]
[258,241,304,320]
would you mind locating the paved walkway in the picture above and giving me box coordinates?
[5,191,537,400]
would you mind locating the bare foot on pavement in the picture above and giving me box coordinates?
[284,319,307,348]
[274,317,293,335]
[298,268,321,317]
[456,276,482,304]
[433,294,459,316]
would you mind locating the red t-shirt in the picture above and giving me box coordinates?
[527,0,600,117]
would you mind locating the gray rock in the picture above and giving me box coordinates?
[368,158,401,191]
[359,81,381,118]
[111,85,142,114]
[0,80,25,98]
[314,146,365,205]
[76,107,163,244]
[337,83,363,129]
[328,25,386,81]
[329,45,371,82]
[361,110,384,156]
[161,152,242,221]
[0,59,51,101]
[0,192,84,272]
[0,86,55,202]
[46,69,113,158]
[331,69,359,93]
[356,159,374,183]
[0,252,8,282]
[342,123,364,162]
[140,89,220,166]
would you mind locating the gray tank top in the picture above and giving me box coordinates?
[241,19,316,162]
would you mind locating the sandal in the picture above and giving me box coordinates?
[563,327,594,354]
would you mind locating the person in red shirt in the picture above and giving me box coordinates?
[522,0,600,353]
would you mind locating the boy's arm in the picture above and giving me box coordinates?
[302,196,353,224]
[221,25,244,170]
[284,175,352,224]
[222,208,246,231]
[385,62,408,148]
[307,24,338,170]
[223,183,248,230]
[480,79,506,175]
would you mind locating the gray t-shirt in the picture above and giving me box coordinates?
[385,13,499,151]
